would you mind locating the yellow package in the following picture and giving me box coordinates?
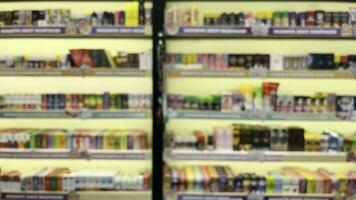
[121,130,128,150]
[185,166,194,191]
[266,174,275,193]
[207,165,219,192]
[335,173,347,194]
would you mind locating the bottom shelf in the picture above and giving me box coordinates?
[0,191,151,200]
[168,192,354,200]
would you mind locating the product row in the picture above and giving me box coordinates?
[0,1,149,27]
[0,129,149,151]
[168,82,356,120]
[164,53,356,71]
[0,167,151,192]
[165,7,356,28]
[164,165,356,195]
[0,93,151,111]
[165,124,355,152]
[0,50,152,70]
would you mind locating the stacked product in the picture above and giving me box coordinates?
[164,53,356,71]
[164,165,356,195]
[0,129,149,151]
[0,167,151,192]
[167,82,356,120]
[0,1,149,27]
[165,125,356,152]
[0,49,152,69]
[0,93,151,111]
[165,7,356,28]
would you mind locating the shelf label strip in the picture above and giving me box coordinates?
[177,194,247,200]
[0,192,74,200]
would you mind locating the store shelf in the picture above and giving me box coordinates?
[263,112,339,121]
[262,151,349,162]
[268,70,355,79]
[168,110,256,120]
[165,26,355,39]
[166,69,355,79]
[0,191,77,200]
[173,192,248,200]
[168,110,342,121]
[78,191,151,200]
[0,110,150,119]
[0,191,151,200]
[0,68,150,77]
[89,149,150,160]
[166,69,248,78]
[0,26,150,38]
[0,149,150,160]
[169,150,250,161]
[168,150,348,162]
[169,192,335,200]
[262,194,335,200]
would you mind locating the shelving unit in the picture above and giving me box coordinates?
[0,1,153,200]
[0,1,355,200]
[162,0,356,200]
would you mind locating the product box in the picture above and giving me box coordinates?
[336,96,354,120]
[276,95,294,113]
[304,131,321,152]
[352,97,356,121]
[70,49,94,68]
[294,96,307,112]
[221,93,233,112]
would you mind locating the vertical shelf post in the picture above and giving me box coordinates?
[152,0,165,199]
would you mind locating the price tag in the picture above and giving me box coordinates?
[78,109,93,119]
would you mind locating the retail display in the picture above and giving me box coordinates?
[165,125,355,152]
[0,167,151,192]
[0,50,152,70]
[0,1,149,27]
[0,0,356,200]
[0,129,149,150]
[0,93,151,111]
[164,165,356,195]
[164,53,356,71]
[165,7,356,28]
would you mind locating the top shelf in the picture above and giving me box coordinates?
[165,26,356,40]
[0,26,150,38]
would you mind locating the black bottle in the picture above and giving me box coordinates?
[287,127,305,151]
[139,0,145,26]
